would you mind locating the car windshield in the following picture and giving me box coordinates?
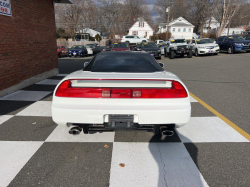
[171,39,186,43]
[229,36,245,42]
[84,52,163,72]
[196,39,213,44]
[71,45,84,49]
[143,43,157,48]
[113,43,128,48]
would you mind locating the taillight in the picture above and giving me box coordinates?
[55,80,188,98]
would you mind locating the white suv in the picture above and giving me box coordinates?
[121,35,148,45]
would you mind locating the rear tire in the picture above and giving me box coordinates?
[187,50,192,58]
[125,41,130,46]
[214,53,218,55]
[169,50,175,59]
[153,125,160,135]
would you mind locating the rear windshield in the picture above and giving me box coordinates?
[84,53,163,72]
[143,43,157,48]
[113,43,128,48]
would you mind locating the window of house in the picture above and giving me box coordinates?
[189,28,191,32]
[133,31,137,35]
[139,22,144,27]
[178,28,181,32]
[172,28,175,32]
[183,28,186,32]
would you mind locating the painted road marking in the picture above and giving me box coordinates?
[0,141,43,187]
[177,117,249,142]
[0,90,51,101]
[190,92,250,141]
[109,142,208,187]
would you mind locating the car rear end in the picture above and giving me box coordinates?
[52,77,191,130]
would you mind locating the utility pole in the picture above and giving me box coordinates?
[166,7,170,40]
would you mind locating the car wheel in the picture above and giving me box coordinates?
[187,50,192,58]
[180,54,184,57]
[126,41,130,46]
[158,56,162,60]
[214,53,218,55]
[195,49,199,57]
[169,50,175,59]
[164,50,168,57]
[228,46,234,54]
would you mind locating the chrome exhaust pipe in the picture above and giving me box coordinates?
[161,130,174,136]
[69,126,82,135]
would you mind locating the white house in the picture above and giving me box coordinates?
[202,17,220,33]
[128,17,154,40]
[221,28,245,36]
[75,28,101,41]
[157,17,194,40]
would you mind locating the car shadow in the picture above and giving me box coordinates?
[148,128,207,187]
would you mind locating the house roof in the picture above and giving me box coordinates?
[128,17,154,31]
[169,17,194,27]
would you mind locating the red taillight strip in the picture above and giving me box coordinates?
[55,80,188,98]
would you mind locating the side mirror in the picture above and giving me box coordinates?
[158,62,164,68]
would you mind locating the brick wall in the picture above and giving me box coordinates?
[0,0,58,91]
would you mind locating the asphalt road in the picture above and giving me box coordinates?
[57,53,250,186]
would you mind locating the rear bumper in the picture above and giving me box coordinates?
[52,97,191,128]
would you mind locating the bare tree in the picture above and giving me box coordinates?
[216,0,243,37]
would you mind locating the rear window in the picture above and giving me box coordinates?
[84,53,163,72]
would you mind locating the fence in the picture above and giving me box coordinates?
[57,39,109,48]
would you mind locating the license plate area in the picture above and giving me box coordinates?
[108,114,135,128]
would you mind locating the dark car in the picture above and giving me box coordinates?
[141,42,161,59]
[244,35,250,40]
[111,42,130,51]
[68,45,88,57]
[216,35,250,54]
[134,42,143,51]
[93,46,102,55]
[100,46,110,52]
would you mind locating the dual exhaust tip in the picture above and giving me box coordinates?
[68,126,174,136]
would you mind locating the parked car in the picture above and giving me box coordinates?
[93,46,102,55]
[57,46,68,57]
[216,35,250,54]
[85,46,93,56]
[100,46,110,52]
[157,43,168,55]
[134,42,142,51]
[52,51,191,135]
[68,45,88,57]
[111,42,130,51]
[141,42,161,59]
[190,38,220,56]
[155,40,164,45]
[164,39,192,59]
[121,35,148,45]
[85,43,99,48]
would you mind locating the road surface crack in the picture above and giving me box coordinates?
[157,144,169,187]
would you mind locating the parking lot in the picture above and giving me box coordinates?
[0,52,250,187]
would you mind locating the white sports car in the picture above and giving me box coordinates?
[52,52,191,135]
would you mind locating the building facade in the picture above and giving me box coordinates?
[157,17,194,40]
[0,0,71,96]
[128,18,154,40]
